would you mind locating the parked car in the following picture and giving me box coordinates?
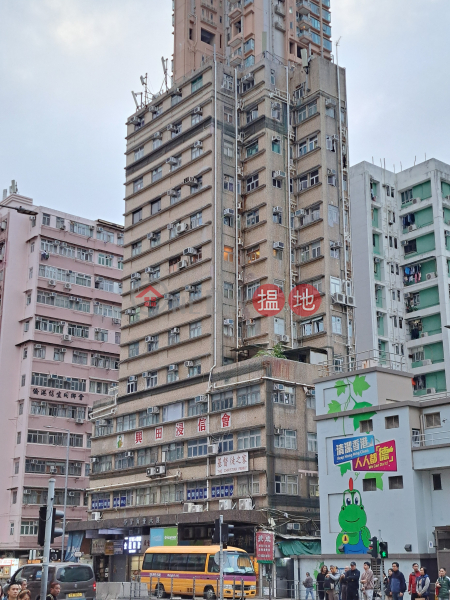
[5,562,96,600]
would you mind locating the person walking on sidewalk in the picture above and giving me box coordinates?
[436,568,450,600]
[303,572,314,600]
[361,562,375,600]
[390,563,406,600]
[408,563,421,600]
[345,562,361,600]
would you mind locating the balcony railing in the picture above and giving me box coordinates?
[318,349,407,377]
[412,428,450,448]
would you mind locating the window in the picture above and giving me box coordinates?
[145,371,158,389]
[134,146,144,161]
[363,478,377,492]
[224,282,234,299]
[223,75,233,91]
[192,76,203,92]
[388,475,403,490]
[385,415,399,429]
[272,173,282,190]
[307,432,317,452]
[117,414,137,432]
[425,412,441,428]
[246,245,260,263]
[224,319,234,338]
[211,391,233,412]
[189,321,202,338]
[237,429,261,449]
[246,108,258,123]
[132,208,143,224]
[168,292,180,310]
[133,178,143,193]
[190,211,203,228]
[218,434,234,453]
[21,520,39,536]
[433,474,442,491]
[188,398,207,417]
[246,209,259,227]
[224,140,233,158]
[224,246,234,263]
[188,438,208,458]
[151,199,161,215]
[168,328,180,345]
[275,474,298,495]
[310,170,319,185]
[246,141,259,157]
[192,144,203,160]
[152,167,162,183]
[237,385,260,407]
[272,138,281,154]
[72,351,88,365]
[332,316,342,334]
[162,441,184,461]
[42,213,51,226]
[131,241,142,257]
[127,379,137,394]
[128,342,139,358]
[360,419,373,433]
[401,188,413,205]
[275,430,297,449]
[223,175,234,192]
[246,174,259,192]
[115,451,134,470]
[167,367,179,383]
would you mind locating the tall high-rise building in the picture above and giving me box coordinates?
[80,0,354,582]
[0,188,123,556]
[350,159,450,396]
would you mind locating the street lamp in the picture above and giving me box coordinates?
[45,425,70,559]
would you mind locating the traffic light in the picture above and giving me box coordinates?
[367,536,378,558]
[212,519,221,544]
[379,541,389,559]
[222,524,235,549]
[38,506,47,547]
[51,508,64,543]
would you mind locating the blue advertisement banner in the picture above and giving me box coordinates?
[333,434,375,464]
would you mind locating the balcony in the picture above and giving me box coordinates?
[274,2,285,16]
[297,28,312,42]
[274,17,286,31]
[230,47,243,66]
[296,0,312,14]
[229,0,242,20]
[412,428,450,448]
[229,32,244,47]
[297,14,312,27]
[200,15,217,27]
[201,0,217,12]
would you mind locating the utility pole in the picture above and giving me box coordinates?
[40,478,55,600]
[219,514,224,600]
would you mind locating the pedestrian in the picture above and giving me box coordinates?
[5,584,20,600]
[345,562,361,600]
[384,570,393,599]
[436,568,450,600]
[303,572,314,600]
[324,565,340,600]
[416,567,430,599]
[18,592,31,600]
[46,582,61,600]
[317,565,329,600]
[408,563,421,600]
[341,567,350,600]
[361,561,375,600]
[390,563,406,600]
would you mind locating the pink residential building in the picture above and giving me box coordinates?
[0,186,123,559]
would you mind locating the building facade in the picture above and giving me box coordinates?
[350,159,450,396]
[313,365,450,579]
[0,190,123,556]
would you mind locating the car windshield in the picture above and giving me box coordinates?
[223,553,254,575]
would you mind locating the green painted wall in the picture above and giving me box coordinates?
[373,233,381,255]
[377,315,384,336]
[419,286,439,308]
[374,260,381,281]
[442,181,450,198]
[414,371,446,396]
[425,342,445,363]
[404,259,436,287]
[372,207,379,228]
[375,288,383,308]
[413,180,432,200]
[422,313,442,336]
[416,232,436,254]
[415,206,433,228]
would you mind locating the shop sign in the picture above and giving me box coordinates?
[352,440,397,471]
[155,426,163,440]
[92,497,111,510]
[135,430,143,444]
[91,538,106,555]
[105,541,115,555]
[186,485,208,501]
[211,484,234,498]
[221,412,231,428]
[150,527,178,547]
[31,388,84,400]
[113,541,124,555]
[333,434,375,464]
[256,531,274,562]
[124,535,149,554]
[216,451,248,475]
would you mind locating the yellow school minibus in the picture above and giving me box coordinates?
[141,545,257,599]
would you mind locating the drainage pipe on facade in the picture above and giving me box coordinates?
[286,64,295,349]
[235,67,240,352]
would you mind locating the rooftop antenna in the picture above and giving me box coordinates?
[131,73,151,111]
[161,57,169,92]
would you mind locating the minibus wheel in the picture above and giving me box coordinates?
[155,583,166,598]
[203,586,216,600]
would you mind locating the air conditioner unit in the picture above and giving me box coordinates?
[421,332,429,338]
[183,247,198,256]
[245,319,255,326]
[239,498,253,510]
[401,240,408,246]
[147,232,157,240]
[346,295,355,306]
[76,297,82,303]
[112,318,121,324]
[145,267,156,275]
[426,388,436,394]
[426,272,437,280]
[237,166,243,177]
[68,492,75,498]
[208,444,219,455]
[62,335,72,341]
[178,260,189,269]
[185,285,196,292]
[171,327,180,334]
[69,295,75,301]
[272,135,281,143]
[219,499,232,510]
[97,227,104,232]
[242,72,254,82]
[48,279,56,286]
[331,241,343,249]
[404,292,411,299]
[168,364,178,371]
[238,238,244,246]
[273,242,285,250]
[166,157,178,165]
[237,273,243,282]
[23,490,31,495]
[60,348,66,353]
[183,503,195,513]
[92,512,102,521]
[280,334,290,343]
[155,465,166,475]
[75,418,84,424]
[64,283,72,290]
[193,141,203,149]
[374,257,381,263]
[237,99,244,110]
[325,98,337,107]
[131,272,141,279]
[274,384,285,391]
[273,171,286,179]
[167,189,178,198]
[185,360,194,367]
[94,327,102,332]
[147,407,160,414]
[34,344,42,349]
[287,522,302,531]
[194,106,203,115]
[184,177,196,185]
[237,201,243,210]
[332,293,346,304]
[125,451,134,458]
[305,388,315,396]
[237,133,245,143]
[195,395,208,403]
[274,427,282,435]
[145,335,156,343]
[224,208,235,216]
[295,209,305,217]
[176,223,189,234]
[49,466,57,474]
[91,457,98,463]
[128,376,137,382]
[273,206,283,214]
[412,198,420,204]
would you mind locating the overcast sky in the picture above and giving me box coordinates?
[1,0,449,223]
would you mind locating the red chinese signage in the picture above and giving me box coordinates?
[352,440,397,472]
[288,284,321,317]
[198,417,207,433]
[155,426,163,441]
[256,531,274,562]
[135,430,143,445]
[221,412,231,428]
[175,422,185,437]
[252,284,285,317]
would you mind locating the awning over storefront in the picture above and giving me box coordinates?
[277,539,321,556]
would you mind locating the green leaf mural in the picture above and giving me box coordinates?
[335,380,347,396]
[364,472,384,490]
[339,462,352,476]
[352,375,370,397]
[328,400,342,414]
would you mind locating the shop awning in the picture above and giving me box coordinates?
[277,540,321,556]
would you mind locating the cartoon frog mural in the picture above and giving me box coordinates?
[336,477,371,554]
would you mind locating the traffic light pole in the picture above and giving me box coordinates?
[219,514,224,600]
[40,478,55,600]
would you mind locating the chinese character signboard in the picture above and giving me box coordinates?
[198,417,207,433]
[333,435,375,464]
[253,284,284,316]
[155,426,163,441]
[135,430,143,445]
[289,284,321,317]
[352,440,397,471]
[216,451,248,475]
[221,412,231,428]
[175,422,185,437]
[256,531,274,562]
